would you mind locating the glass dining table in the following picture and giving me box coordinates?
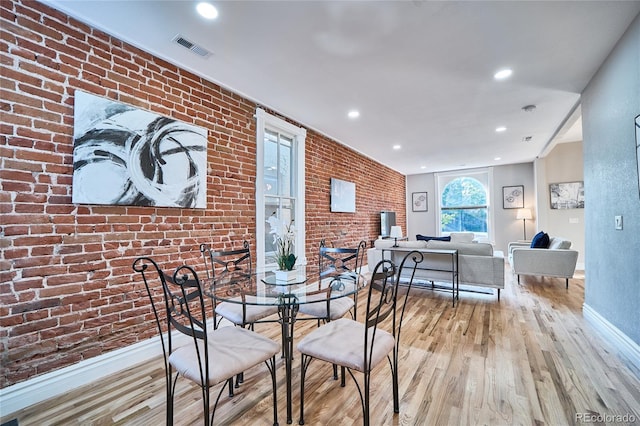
[205,265,364,424]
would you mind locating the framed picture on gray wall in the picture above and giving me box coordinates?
[412,192,428,212]
[502,185,524,209]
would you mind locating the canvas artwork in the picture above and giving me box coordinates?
[412,192,428,212]
[502,185,524,209]
[72,90,208,208]
[550,181,584,209]
[330,178,356,213]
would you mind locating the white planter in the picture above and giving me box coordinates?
[274,269,297,282]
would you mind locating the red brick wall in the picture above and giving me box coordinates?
[0,0,405,387]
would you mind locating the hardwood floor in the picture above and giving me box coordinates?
[4,267,640,426]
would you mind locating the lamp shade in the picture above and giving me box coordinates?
[516,208,532,220]
[389,225,403,239]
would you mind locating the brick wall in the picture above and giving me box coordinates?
[0,0,405,387]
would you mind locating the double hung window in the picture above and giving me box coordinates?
[255,109,306,270]
[436,168,493,241]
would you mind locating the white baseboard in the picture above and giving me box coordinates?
[583,303,640,373]
[0,335,166,416]
[0,319,221,416]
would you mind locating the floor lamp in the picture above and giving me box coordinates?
[516,208,532,240]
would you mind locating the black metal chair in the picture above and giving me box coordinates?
[200,242,278,330]
[297,250,424,426]
[132,257,280,426]
[297,239,367,322]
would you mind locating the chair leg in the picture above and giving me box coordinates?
[497,289,501,301]
[203,382,210,426]
[332,364,338,380]
[299,354,313,425]
[364,371,370,426]
[566,278,569,289]
[341,366,346,387]
[227,378,234,397]
[392,353,399,413]
[266,356,278,426]
[517,275,520,284]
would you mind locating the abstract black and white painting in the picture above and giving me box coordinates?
[550,181,584,209]
[72,91,207,208]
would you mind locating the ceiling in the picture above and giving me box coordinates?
[42,1,640,175]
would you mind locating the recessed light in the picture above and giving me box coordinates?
[495,126,507,132]
[347,110,360,119]
[196,2,218,19]
[494,157,502,161]
[494,68,512,80]
[420,166,426,169]
[392,144,401,150]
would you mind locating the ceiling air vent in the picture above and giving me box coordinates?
[172,34,211,58]
[522,136,533,142]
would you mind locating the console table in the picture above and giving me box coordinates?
[381,247,459,306]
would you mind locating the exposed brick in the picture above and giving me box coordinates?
[1,0,406,389]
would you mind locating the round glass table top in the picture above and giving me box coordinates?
[206,266,363,306]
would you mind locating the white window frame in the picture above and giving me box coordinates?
[435,167,494,243]
[255,108,306,271]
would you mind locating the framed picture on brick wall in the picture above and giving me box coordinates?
[72,90,208,208]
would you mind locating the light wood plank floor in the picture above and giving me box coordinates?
[4,267,640,426]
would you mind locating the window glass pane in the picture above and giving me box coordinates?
[264,197,296,266]
[279,134,293,197]
[264,130,278,195]
[441,176,488,234]
[442,177,486,207]
[441,208,487,233]
[265,196,279,261]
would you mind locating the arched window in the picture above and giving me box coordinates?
[436,169,492,241]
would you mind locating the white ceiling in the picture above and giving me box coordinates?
[42,0,640,175]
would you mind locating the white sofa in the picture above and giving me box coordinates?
[508,237,578,288]
[367,233,505,300]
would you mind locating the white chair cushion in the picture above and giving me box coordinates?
[169,326,279,386]
[298,295,354,320]
[297,318,395,372]
[215,297,278,325]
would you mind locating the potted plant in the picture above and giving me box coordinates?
[267,215,297,281]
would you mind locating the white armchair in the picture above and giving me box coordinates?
[508,237,578,288]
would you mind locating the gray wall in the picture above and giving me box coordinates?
[535,142,586,267]
[406,163,535,254]
[582,15,640,345]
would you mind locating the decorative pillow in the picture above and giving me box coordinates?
[450,232,475,243]
[530,231,550,249]
[416,234,451,242]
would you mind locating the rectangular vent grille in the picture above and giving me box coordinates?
[172,35,211,58]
